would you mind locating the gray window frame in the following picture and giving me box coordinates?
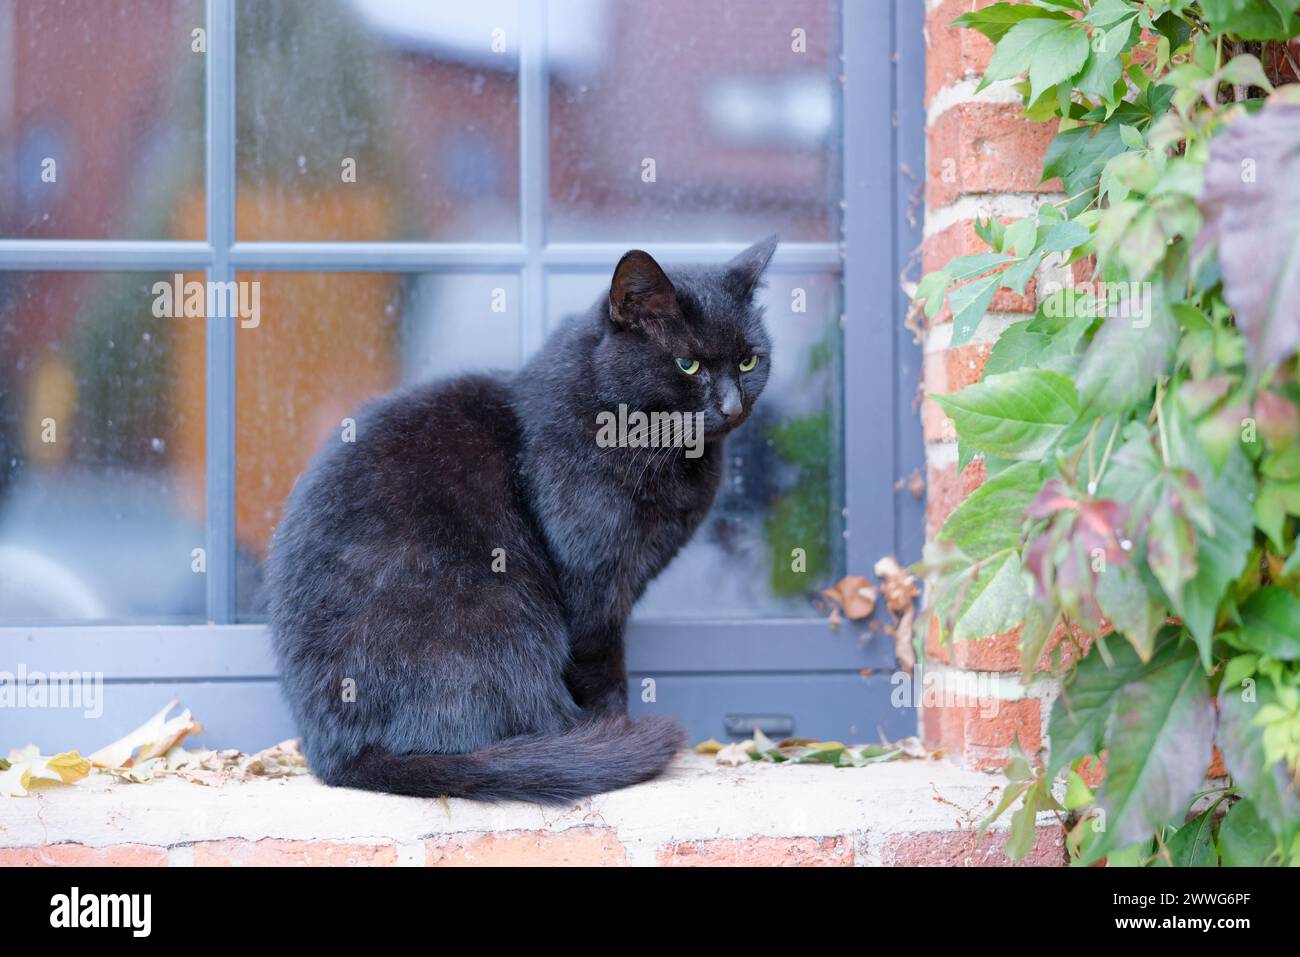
[0,0,924,708]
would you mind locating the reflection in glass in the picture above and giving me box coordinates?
[236,0,521,241]
[235,272,522,617]
[547,272,843,618]
[547,0,838,242]
[0,273,206,623]
[0,0,206,240]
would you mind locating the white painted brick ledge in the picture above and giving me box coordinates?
[1,754,1057,865]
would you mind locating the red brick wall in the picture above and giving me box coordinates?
[919,0,1071,771]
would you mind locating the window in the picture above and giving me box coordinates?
[0,0,923,746]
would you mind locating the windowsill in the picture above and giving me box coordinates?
[2,754,1066,867]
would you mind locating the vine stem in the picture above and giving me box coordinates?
[1154,378,1171,465]
[1093,419,1121,492]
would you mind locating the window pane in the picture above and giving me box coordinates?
[0,0,206,240]
[236,271,522,617]
[547,0,839,242]
[0,272,206,623]
[547,271,844,618]
[236,0,521,241]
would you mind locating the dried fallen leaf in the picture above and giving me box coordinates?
[821,575,878,620]
[164,744,213,771]
[105,758,164,784]
[890,606,918,673]
[908,468,926,499]
[0,747,91,797]
[243,739,308,778]
[168,740,308,786]
[88,699,204,769]
[891,736,933,759]
[874,555,921,616]
[715,741,755,766]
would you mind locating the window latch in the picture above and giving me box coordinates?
[724,713,794,739]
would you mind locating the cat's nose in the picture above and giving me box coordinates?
[717,381,744,422]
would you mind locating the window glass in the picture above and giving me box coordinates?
[0,272,206,623]
[235,271,522,616]
[0,0,206,240]
[236,0,521,241]
[547,0,839,242]
[547,270,844,618]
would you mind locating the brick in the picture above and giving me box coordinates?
[0,843,168,867]
[924,456,985,537]
[1071,254,1098,287]
[425,828,628,867]
[1077,754,1107,789]
[882,826,1066,866]
[925,0,999,106]
[928,102,1061,209]
[656,836,853,867]
[923,397,957,445]
[193,839,397,867]
[925,341,994,396]
[926,615,1098,674]
[922,343,994,444]
[924,695,1042,773]
[966,697,1040,750]
[922,219,1037,315]
[921,690,966,755]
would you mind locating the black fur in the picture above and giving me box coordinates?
[267,236,778,804]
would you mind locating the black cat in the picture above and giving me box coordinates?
[267,235,777,804]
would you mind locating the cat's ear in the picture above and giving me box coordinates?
[726,233,779,299]
[609,250,676,333]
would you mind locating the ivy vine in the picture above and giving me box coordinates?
[916,0,1300,866]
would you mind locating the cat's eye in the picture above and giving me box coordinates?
[676,358,700,375]
[739,354,759,372]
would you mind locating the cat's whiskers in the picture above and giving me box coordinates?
[630,442,681,501]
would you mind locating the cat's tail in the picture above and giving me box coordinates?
[335,714,685,805]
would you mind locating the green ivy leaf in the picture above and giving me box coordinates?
[1018,600,1060,674]
[931,369,1080,460]
[1085,0,1138,28]
[1089,643,1215,860]
[981,18,1091,103]
[1229,587,1300,660]
[1154,804,1220,867]
[1047,635,1172,779]
[1217,798,1278,866]
[1007,777,1061,860]
[1253,478,1300,550]
[1217,679,1300,845]
[1095,563,1166,662]
[984,305,1093,377]
[937,460,1041,561]
[1146,491,1199,611]
[948,274,1002,346]
[1200,0,1300,40]
[1166,418,1257,665]
[946,549,1031,643]
[951,2,1072,43]
[1074,299,1178,415]
[1044,124,1126,217]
